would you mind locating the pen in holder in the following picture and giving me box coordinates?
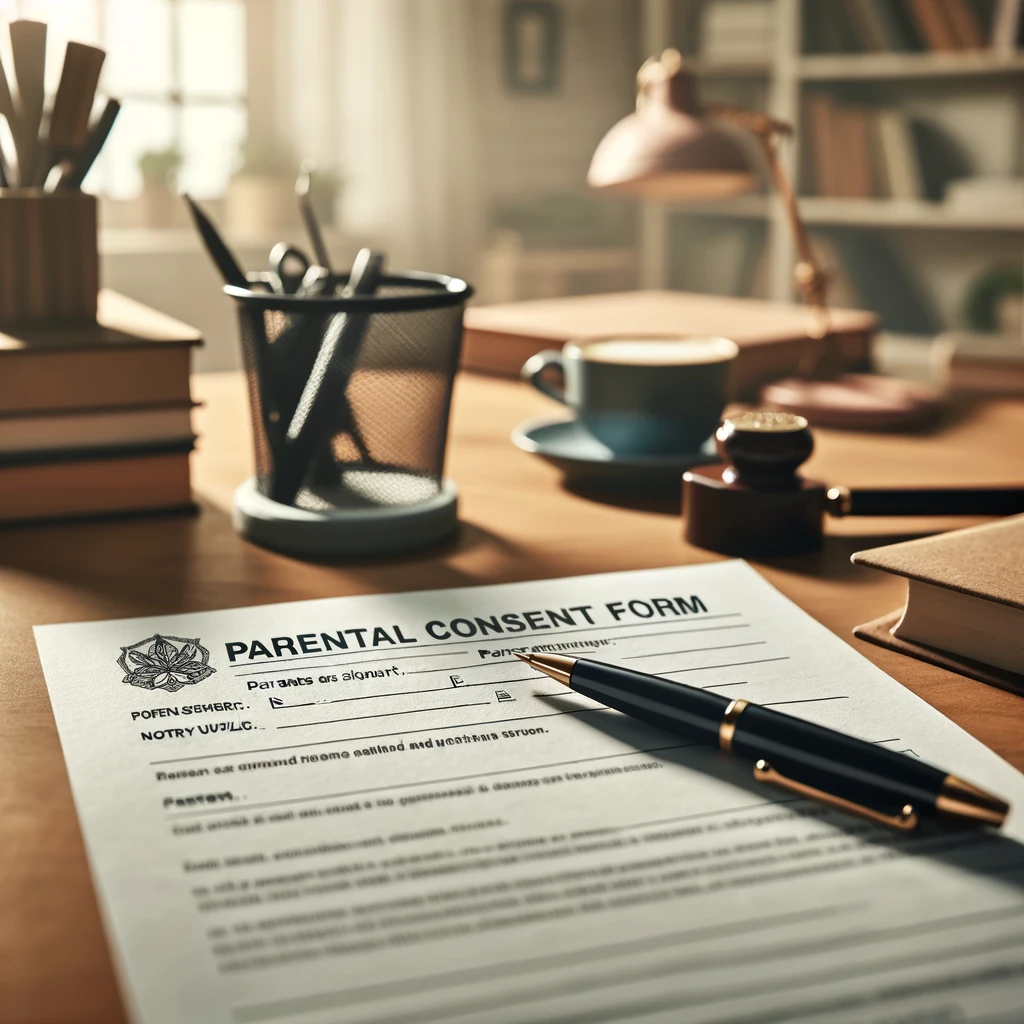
[228,271,473,556]
[0,189,98,325]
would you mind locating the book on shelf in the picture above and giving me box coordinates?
[842,0,899,51]
[803,95,925,200]
[460,290,876,396]
[874,109,924,199]
[907,0,960,50]
[993,0,1024,54]
[804,93,840,197]
[841,106,875,199]
[853,515,1024,695]
[803,1,866,53]
[941,0,989,48]
[807,0,1011,54]
[699,0,776,60]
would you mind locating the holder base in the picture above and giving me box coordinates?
[233,477,459,556]
[683,465,826,556]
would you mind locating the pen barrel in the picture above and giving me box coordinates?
[838,487,1024,517]
[731,704,946,816]
[571,661,730,744]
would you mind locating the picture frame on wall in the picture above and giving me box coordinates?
[504,0,562,94]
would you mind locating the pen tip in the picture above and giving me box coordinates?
[514,652,533,665]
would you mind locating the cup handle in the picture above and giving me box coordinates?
[521,349,567,404]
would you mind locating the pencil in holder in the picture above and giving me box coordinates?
[227,271,473,556]
[0,189,99,325]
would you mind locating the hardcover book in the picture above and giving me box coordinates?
[852,515,1024,695]
[461,290,876,398]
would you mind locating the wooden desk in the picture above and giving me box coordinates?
[3,371,1024,1023]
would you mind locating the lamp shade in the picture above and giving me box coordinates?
[587,56,757,202]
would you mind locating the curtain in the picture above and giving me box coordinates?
[334,0,485,283]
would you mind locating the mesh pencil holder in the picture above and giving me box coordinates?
[226,272,473,556]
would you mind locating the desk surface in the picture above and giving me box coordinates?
[3,371,1024,1023]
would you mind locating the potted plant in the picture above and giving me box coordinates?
[137,146,182,228]
[225,137,298,236]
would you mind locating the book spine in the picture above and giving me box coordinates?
[992,0,1024,53]
[808,93,838,197]
[906,0,960,48]
[942,0,987,47]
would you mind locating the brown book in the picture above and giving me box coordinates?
[852,516,1024,695]
[798,95,819,196]
[0,290,200,414]
[807,92,838,197]
[905,0,960,49]
[460,290,876,398]
[941,0,986,48]
[841,107,874,199]
[830,106,854,198]
[0,443,194,523]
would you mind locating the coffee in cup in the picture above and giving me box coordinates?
[522,335,738,456]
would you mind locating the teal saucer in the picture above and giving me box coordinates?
[511,416,718,489]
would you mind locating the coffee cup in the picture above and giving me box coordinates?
[521,335,739,456]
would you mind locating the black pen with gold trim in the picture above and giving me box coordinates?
[515,652,1009,831]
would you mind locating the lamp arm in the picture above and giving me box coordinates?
[756,132,830,339]
[705,102,831,341]
[702,101,792,139]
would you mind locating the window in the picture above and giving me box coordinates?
[0,0,246,197]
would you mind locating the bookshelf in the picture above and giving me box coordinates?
[799,50,1024,79]
[686,196,1024,231]
[640,0,1024,334]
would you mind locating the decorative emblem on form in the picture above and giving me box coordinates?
[118,635,216,693]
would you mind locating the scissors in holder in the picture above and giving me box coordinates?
[268,242,313,294]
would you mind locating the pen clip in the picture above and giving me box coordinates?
[753,759,919,832]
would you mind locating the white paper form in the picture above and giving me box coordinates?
[33,561,1024,1024]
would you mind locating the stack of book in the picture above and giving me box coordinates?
[802,95,923,199]
[806,0,1022,54]
[0,290,199,524]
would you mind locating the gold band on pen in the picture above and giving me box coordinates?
[719,698,749,754]
[936,774,1009,827]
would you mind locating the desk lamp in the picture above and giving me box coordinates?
[587,49,936,431]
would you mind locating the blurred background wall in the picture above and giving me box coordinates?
[3,0,1020,370]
